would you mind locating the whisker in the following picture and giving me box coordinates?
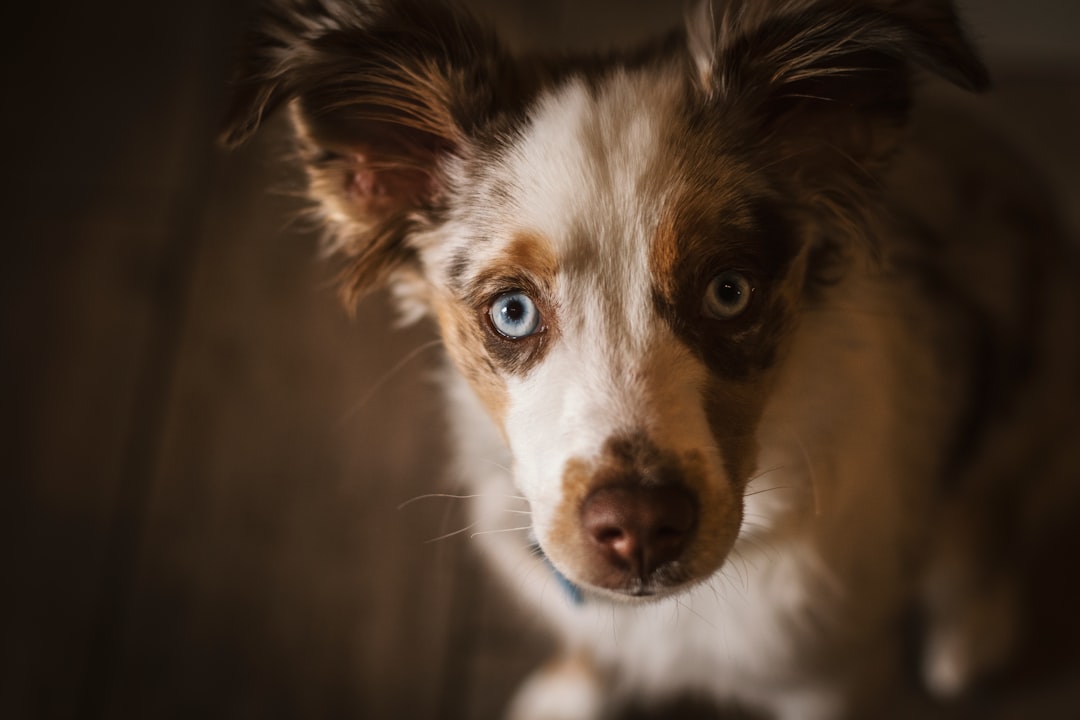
[511,549,547,599]
[744,484,793,498]
[822,138,879,182]
[726,548,748,591]
[717,563,748,601]
[470,525,533,539]
[396,492,527,511]
[788,430,821,516]
[739,533,781,561]
[423,522,478,544]
[398,492,485,511]
[734,536,767,567]
[705,577,725,607]
[480,458,515,474]
[746,463,786,483]
[739,521,774,533]
[744,463,790,499]
[341,339,443,421]
[677,598,717,630]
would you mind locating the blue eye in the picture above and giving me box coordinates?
[704,271,753,319]
[489,291,542,339]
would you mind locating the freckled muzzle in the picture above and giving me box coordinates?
[543,434,741,599]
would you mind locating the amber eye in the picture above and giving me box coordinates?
[489,291,541,338]
[703,271,753,319]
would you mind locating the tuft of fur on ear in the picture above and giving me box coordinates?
[688,0,988,98]
[221,0,523,307]
[691,0,988,153]
[686,0,988,245]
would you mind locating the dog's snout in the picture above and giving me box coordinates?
[581,484,697,580]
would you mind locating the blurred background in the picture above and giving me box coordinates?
[2,1,1078,719]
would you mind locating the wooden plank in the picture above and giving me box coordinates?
[0,2,249,718]
[984,70,1080,233]
[102,110,475,718]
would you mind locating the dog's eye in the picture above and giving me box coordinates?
[703,271,754,319]
[489,291,542,339]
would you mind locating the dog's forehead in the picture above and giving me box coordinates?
[495,68,684,261]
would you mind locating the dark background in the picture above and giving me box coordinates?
[2,1,1078,719]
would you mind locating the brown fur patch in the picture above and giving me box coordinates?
[700,378,768,487]
[650,175,788,304]
[651,183,801,381]
[502,231,560,286]
[432,293,509,432]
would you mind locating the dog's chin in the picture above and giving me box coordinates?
[586,576,703,605]
[551,552,725,606]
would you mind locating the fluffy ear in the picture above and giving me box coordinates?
[688,0,989,170]
[221,0,523,304]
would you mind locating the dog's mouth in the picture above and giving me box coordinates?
[531,524,708,604]
[530,536,698,604]
[607,575,687,601]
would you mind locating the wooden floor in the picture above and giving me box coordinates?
[2,2,1078,719]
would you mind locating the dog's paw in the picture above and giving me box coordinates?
[505,652,605,720]
[922,577,1018,698]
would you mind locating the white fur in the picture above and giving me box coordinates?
[504,655,605,720]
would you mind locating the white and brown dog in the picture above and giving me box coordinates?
[223,1,1080,717]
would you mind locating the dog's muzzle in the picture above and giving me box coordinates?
[542,434,732,600]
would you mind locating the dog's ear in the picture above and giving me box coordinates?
[688,0,989,172]
[221,0,521,305]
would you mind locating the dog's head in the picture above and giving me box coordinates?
[223,0,986,600]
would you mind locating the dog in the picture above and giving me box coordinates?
[221,1,1080,717]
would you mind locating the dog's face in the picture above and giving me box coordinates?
[428,71,804,596]
[223,0,986,599]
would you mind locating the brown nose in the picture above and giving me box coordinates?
[581,484,697,580]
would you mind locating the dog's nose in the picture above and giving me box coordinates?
[581,484,697,579]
